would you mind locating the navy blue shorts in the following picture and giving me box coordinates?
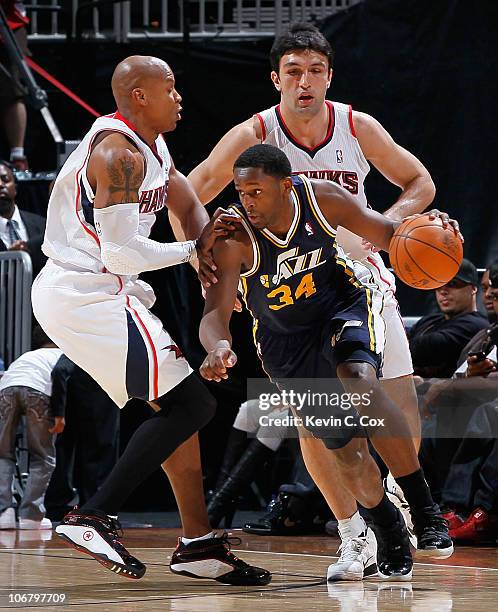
[257,317,382,449]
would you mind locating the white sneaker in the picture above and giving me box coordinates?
[327,527,378,581]
[384,473,417,548]
[0,508,16,530]
[18,517,53,530]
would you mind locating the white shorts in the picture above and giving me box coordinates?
[32,260,193,408]
[354,254,413,380]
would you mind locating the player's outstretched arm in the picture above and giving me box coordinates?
[313,179,398,252]
[88,135,203,275]
[199,238,245,382]
[354,111,436,220]
[167,161,210,239]
[188,118,260,205]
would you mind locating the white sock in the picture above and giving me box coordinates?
[181,531,214,545]
[338,511,367,540]
[10,147,24,160]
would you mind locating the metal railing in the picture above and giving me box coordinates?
[0,252,32,370]
[25,0,362,41]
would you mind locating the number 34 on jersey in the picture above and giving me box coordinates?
[259,247,325,311]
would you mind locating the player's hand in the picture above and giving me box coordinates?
[466,355,496,377]
[49,416,66,434]
[197,208,241,288]
[402,210,464,243]
[200,343,237,382]
[8,240,29,252]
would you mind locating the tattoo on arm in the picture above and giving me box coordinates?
[107,156,143,203]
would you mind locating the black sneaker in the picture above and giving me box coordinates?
[243,491,325,535]
[372,510,413,581]
[55,508,145,579]
[170,532,271,586]
[412,504,454,559]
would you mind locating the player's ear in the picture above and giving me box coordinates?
[270,71,281,92]
[131,87,147,106]
[327,69,333,89]
[281,177,293,193]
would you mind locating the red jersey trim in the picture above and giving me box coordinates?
[74,135,101,247]
[112,111,163,166]
[275,101,335,158]
[255,113,266,142]
[348,105,357,138]
[125,295,159,399]
[367,255,394,289]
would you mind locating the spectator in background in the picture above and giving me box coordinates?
[0,160,46,276]
[0,326,64,530]
[409,259,489,378]
[437,261,498,542]
[0,1,29,170]
[45,356,120,521]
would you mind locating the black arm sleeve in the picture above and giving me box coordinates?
[50,355,76,418]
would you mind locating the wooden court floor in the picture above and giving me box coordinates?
[1,528,498,611]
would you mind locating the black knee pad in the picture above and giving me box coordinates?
[154,372,216,430]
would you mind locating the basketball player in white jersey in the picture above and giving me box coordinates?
[31,56,270,586]
[185,24,456,578]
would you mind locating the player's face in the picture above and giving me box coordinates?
[0,164,16,214]
[144,71,182,133]
[435,279,476,317]
[272,50,332,116]
[234,167,292,230]
[481,270,494,315]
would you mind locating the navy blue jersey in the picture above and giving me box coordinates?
[232,175,375,334]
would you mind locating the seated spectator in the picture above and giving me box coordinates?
[0,160,46,276]
[207,399,286,528]
[409,259,489,378]
[0,326,64,530]
[437,262,498,542]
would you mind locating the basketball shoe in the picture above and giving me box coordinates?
[449,508,498,543]
[327,527,378,581]
[55,508,146,579]
[384,473,417,548]
[170,532,271,585]
[385,474,454,559]
[372,509,413,581]
[412,504,454,559]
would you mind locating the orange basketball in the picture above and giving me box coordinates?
[389,214,463,290]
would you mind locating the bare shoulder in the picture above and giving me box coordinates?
[351,110,384,139]
[89,133,145,207]
[309,177,345,199]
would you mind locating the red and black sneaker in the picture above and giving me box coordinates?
[441,509,465,531]
[55,508,146,579]
[170,532,271,586]
[449,508,498,543]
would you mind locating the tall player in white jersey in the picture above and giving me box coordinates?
[31,56,270,586]
[186,24,456,578]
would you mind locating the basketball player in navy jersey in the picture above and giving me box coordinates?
[186,23,456,577]
[32,56,270,586]
[199,144,457,580]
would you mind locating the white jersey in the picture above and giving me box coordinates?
[33,113,193,407]
[43,112,171,275]
[257,101,389,267]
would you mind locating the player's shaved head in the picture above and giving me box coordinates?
[111,55,172,109]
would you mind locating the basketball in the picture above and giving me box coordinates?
[389,214,463,290]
